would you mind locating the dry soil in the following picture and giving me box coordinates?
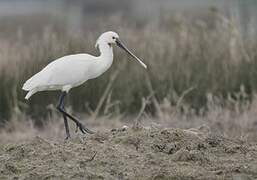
[0,126,257,180]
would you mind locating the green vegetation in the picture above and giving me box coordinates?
[0,10,257,124]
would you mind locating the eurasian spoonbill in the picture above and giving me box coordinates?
[22,31,147,139]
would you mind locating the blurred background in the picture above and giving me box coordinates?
[1,0,257,141]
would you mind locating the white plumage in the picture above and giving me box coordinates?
[23,54,103,99]
[22,31,147,139]
[23,31,146,100]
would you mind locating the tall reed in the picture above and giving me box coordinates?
[0,10,257,124]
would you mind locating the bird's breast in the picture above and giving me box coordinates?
[87,57,113,80]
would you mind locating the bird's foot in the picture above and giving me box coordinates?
[64,133,71,141]
[64,135,71,140]
[76,122,94,134]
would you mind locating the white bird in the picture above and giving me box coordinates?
[22,31,147,139]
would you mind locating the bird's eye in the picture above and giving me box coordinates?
[112,37,115,39]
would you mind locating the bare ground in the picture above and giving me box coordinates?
[0,126,257,180]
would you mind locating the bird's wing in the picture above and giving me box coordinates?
[22,54,96,91]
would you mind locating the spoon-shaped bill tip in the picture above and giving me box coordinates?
[116,39,147,69]
[137,58,147,69]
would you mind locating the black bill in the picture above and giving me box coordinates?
[116,39,147,69]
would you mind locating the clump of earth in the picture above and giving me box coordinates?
[0,126,257,180]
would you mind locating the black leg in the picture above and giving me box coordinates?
[57,92,94,135]
[57,92,71,139]
[63,115,70,139]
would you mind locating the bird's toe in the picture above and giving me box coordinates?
[76,122,94,134]
[64,135,71,140]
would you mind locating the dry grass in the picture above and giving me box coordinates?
[0,10,257,142]
[1,93,257,143]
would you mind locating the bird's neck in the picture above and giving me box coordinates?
[94,42,114,74]
[98,42,113,60]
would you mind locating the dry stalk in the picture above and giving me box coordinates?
[84,102,94,115]
[91,61,126,121]
[85,151,97,162]
[103,91,121,115]
[145,73,163,119]
[133,93,154,129]
[176,86,196,109]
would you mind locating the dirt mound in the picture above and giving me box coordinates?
[0,127,257,180]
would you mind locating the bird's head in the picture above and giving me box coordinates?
[95,31,119,48]
[95,31,147,69]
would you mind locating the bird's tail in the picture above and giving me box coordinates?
[22,78,35,91]
[22,72,42,99]
[24,89,37,100]
[22,71,43,91]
